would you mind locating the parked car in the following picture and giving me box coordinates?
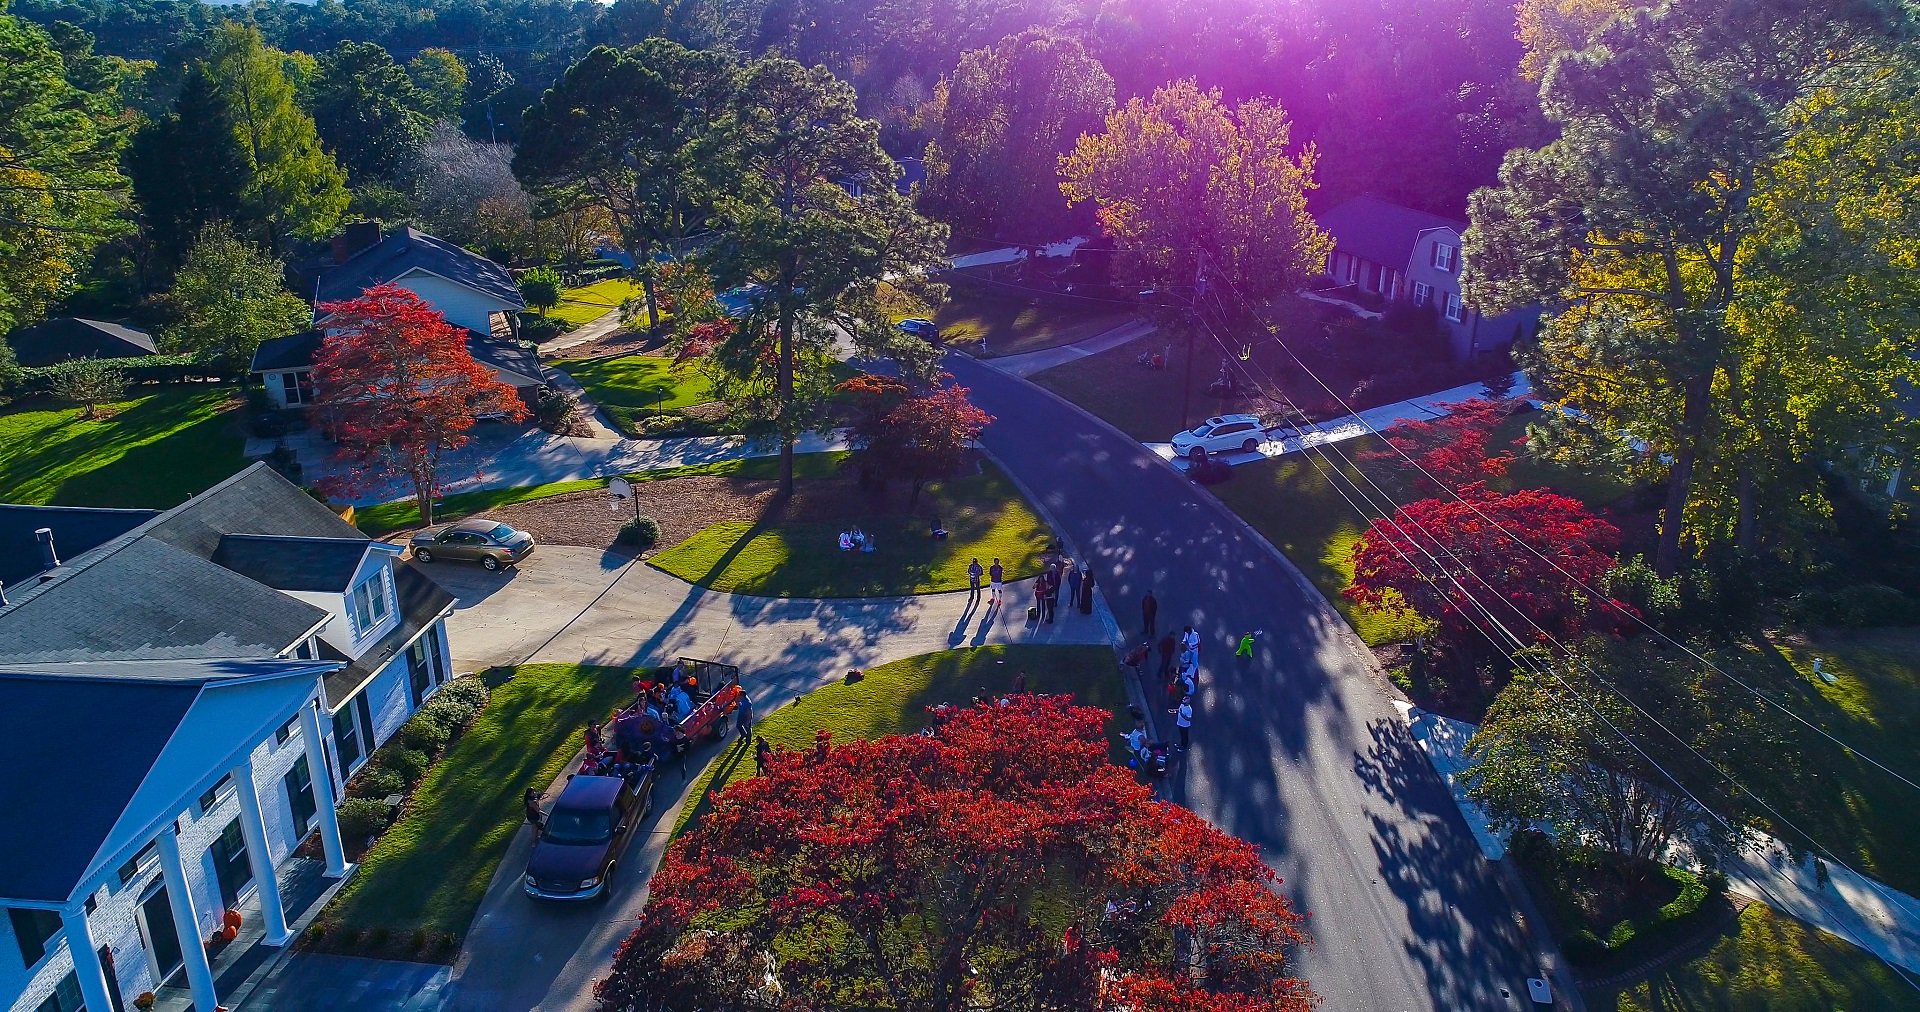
[897,318,941,344]
[410,518,536,570]
[523,774,650,901]
[1169,413,1268,461]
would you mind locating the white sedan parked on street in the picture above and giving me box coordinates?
[1169,414,1269,461]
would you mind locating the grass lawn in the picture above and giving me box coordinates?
[674,644,1126,835]
[647,459,1051,597]
[0,388,248,507]
[551,352,724,436]
[933,291,1135,359]
[549,278,643,327]
[355,451,850,535]
[320,664,648,942]
[1598,902,1920,1011]
[1029,306,1335,442]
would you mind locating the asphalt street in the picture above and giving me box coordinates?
[946,351,1562,1011]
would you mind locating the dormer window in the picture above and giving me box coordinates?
[350,570,390,635]
[1430,242,1458,272]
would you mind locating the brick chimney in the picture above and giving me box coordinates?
[332,221,383,264]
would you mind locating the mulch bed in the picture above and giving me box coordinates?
[474,468,907,557]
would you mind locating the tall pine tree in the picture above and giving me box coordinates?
[128,63,248,272]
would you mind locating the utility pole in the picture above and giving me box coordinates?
[1178,253,1210,432]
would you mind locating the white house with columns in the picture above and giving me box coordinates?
[0,464,459,1012]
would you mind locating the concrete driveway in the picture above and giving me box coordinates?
[421,545,1118,1010]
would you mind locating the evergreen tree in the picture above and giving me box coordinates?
[311,40,429,185]
[205,24,349,253]
[127,63,249,272]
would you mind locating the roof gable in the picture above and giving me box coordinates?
[7,317,157,368]
[310,227,525,309]
[214,534,375,592]
[143,463,367,562]
[1319,196,1467,271]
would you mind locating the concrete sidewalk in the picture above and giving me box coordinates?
[1145,371,1533,470]
[276,424,851,507]
[1406,703,1920,977]
[987,318,1156,377]
[948,236,1087,270]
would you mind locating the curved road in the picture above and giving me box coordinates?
[946,351,1559,1010]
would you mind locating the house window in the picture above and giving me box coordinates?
[116,841,159,886]
[199,773,234,815]
[8,908,61,968]
[210,818,253,908]
[1412,282,1432,306]
[332,701,364,772]
[275,715,299,746]
[1443,292,1465,322]
[407,638,433,708]
[30,971,84,1012]
[278,370,314,406]
[285,755,317,837]
[350,572,390,636]
[1342,255,1358,284]
[1430,243,1458,272]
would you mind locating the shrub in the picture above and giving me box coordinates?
[534,388,580,433]
[264,445,304,486]
[431,677,489,720]
[519,266,563,316]
[346,765,405,800]
[410,929,428,951]
[368,927,391,948]
[1792,583,1917,629]
[1606,556,1682,628]
[50,357,128,417]
[340,926,361,947]
[377,747,431,785]
[400,718,451,755]
[1189,458,1234,485]
[518,315,570,342]
[618,516,661,548]
[337,798,392,841]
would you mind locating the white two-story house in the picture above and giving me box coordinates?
[0,464,458,1012]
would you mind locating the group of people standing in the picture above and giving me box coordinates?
[1140,591,1199,751]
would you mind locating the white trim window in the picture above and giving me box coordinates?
[277,370,314,406]
[1430,243,1458,272]
[1412,281,1432,306]
[1443,292,1465,322]
[350,570,391,636]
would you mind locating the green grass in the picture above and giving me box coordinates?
[1209,439,1428,646]
[647,459,1051,597]
[354,451,851,535]
[674,645,1126,835]
[1599,902,1920,1011]
[1030,308,1333,442]
[548,278,643,327]
[552,352,723,434]
[322,664,647,939]
[0,388,248,507]
[934,291,1135,359]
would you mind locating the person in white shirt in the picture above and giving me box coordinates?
[1180,626,1200,654]
[1175,696,1194,750]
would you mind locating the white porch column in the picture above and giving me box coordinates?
[231,756,291,945]
[59,906,116,1012]
[155,822,219,1012]
[297,700,349,877]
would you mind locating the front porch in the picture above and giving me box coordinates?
[151,858,342,1012]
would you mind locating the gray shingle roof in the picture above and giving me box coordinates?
[6,317,157,368]
[214,535,374,592]
[0,676,199,902]
[248,328,544,389]
[250,330,322,372]
[1319,195,1467,271]
[320,562,454,707]
[306,227,525,308]
[142,464,366,562]
[0,504,156,587]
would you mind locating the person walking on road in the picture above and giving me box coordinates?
[968,558,983,600]
[1157,632,1177,677]
[1066,564,1083,616]
[990,559,1005,604]
[1142,591,1158,636]
[754,735,772,776]
[1180,625,1199,655]
[1236,631,1258,658]
[736,692,754,739]
[1175,696,1194,750]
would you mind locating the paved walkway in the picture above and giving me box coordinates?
[948,236,1087,270]
[1144,371,1533,470]
[269,423,851,507]
[539,308,628,355]
[1409,705,1920,977]
[988,318,1157,377]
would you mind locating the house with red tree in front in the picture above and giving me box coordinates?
[249,223,546,410]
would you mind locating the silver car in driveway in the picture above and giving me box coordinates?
[410,518,536,571]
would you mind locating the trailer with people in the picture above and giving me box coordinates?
[597,657,743,760]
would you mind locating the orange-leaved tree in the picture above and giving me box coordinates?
[311,284,526,525]
[596,695,1315,1011]
[837,372,994,508]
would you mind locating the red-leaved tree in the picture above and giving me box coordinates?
[596,696,1315,1011]
[838,372,994,508]
[1362,398,1520,493]
[1346,485,1621,654]
[311,284,527,525]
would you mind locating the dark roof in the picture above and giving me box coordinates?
[6,318,157,368]
[0,658,335,683]
[0,505,157,587]
[320,562,455,707]
[250,330,322,372]
[1319,196,1468,271]
[299,226,525,309]
[0,464,363,663]
[247,327,543,389]
[0,676,199,902]
[214,535,375,592]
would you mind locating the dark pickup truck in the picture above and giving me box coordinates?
[522,773,652,901]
